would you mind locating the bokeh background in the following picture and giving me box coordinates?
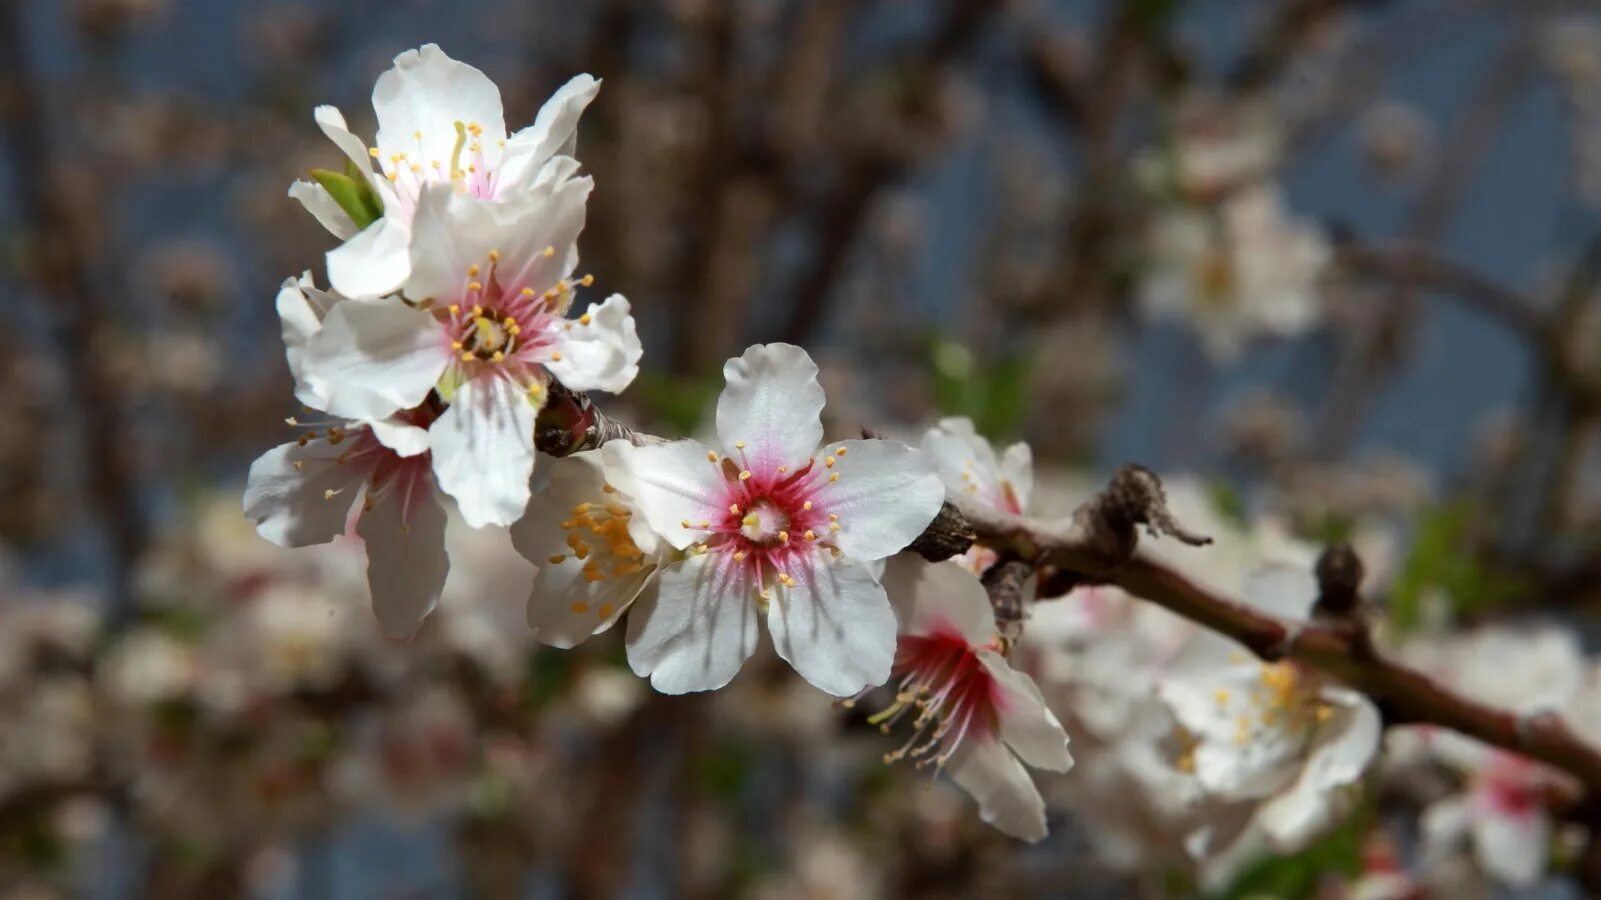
[4,0,1601,896]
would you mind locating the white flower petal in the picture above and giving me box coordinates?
[766,556,895,697]
[288,179,358,240]
[880,555,997,646]
[373,44,506,172]
[603,440,727,550]
[402,182,498,304]
[1159,664,1303,799]
[493,176,589,293]
[358,462,449,638]
[1254,693,1379,851]
[1242,563,1320,622]
[510,452,656,647]
[1475,807,1550,888]
[947,734,1049,842]
[527,562,653,649]
[716,343,824,469]
[369,417,430,458]
[625,551,759,694]
[499,74,600,186]
[243,440,362,548]
[303,296,445,421]
[276,272,337,408]
[998,441,1033,512]
[979,651,1074,773]
[327,216,412,299]
[543,294,641,394]
[429,372,538,529]
[811,439,944,562]
[313,105,375,177]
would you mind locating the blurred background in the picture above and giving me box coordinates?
[3,0,1601,896]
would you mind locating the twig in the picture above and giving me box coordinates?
[966,466,1601,793]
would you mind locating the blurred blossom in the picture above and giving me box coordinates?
[1138,185,1331,362]
[1359,101,1435,185]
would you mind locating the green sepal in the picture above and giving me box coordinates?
[310,165,384,230]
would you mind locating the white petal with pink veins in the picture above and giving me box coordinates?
[716,343,825,470]
[327,216,413,300]
[302,297,445,422]
[544,294,641,394]
[429,373,538,529]
[880,555,997,647]
[604,440,728,550]
[811,439,944,562]
[765,556,895,696]
[373,44,507,175]
[626,552,760,694]
[358,463,449,639]
[402,183,502,304]
[243,440,364,548]
[947,734,1049,842]
[980,652,1074,772]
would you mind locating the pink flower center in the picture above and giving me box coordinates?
[679,448,853,602]
[373,122,506,220]
[867,625,1000,770]
[432,252,595,382]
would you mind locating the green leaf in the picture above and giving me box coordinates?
[310,166,383,230]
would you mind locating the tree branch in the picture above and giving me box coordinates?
[533,389,1601,796]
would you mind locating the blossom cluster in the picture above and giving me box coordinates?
[217,42,1601,892]
[241,45,1073,841]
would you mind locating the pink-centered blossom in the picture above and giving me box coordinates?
[243,409,447,639]
[867,556,1073,842]
[300,176,640,529]
[607,343,944,696]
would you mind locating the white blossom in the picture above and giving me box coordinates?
[1158,565,1381,852]
[299,177,640,528]
[606,343,944,696]
[293,44,598,298]
[509,450,665,648]
[868,556,1073,841]
[920,416,1031,574]
[1138,185,1330,362]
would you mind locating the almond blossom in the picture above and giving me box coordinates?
[1397,624,1587,888]
[1138,184,1330,362]
[606,343,944,696]
[868,556,1073,841]
[293,43,598,298]
[243,411,447,639]
[1157,565,1381,851]
[299,176,640,528]
[509,449,665,648]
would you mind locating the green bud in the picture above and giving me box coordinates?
[309,166,384,230]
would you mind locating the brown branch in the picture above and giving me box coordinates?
[1334,242,1549,344]
[964,466,1601,794]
